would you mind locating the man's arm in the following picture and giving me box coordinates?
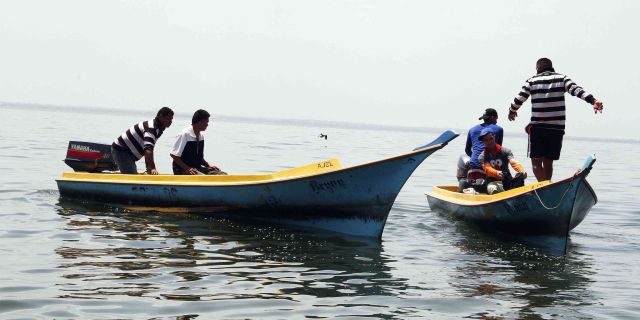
[509,159,525,173]
[479,152,502,179]
[509,159,528,179]
[143,130,160,174]
[506,148,527,179]
[171,154,199,175]
[509,80,531,121]
[482,162,503,180]
[201,158,222,172]
[564,77,604,113]
[465,131,472,156]
[144,149,158,175]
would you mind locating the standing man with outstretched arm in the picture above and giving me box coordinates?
[508,58,604,181]
[111,107,174,174]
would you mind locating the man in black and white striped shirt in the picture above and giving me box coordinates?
[111,107,174,174]
[508,58,604,181]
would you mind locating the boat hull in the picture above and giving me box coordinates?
[58,130,460,238]
[58,158,407,237]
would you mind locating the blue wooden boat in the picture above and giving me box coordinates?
[57,130,459,238]
[426,155,598,253]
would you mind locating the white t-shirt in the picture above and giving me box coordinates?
[170,126,204,157]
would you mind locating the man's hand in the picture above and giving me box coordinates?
[150,168,159,175]
[508,110,517,121]
[187,167,199,175]
[496,171,504,180]
[593,100,604,114]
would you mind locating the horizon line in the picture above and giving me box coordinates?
[1,100,637,144]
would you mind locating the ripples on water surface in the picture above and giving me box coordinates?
[1,105,639,319]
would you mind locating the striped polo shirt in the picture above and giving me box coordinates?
[112,118,165,160]
[510,71,596,131]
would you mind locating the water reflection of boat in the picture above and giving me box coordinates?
[427,155,598,253]
[57,130,459,238]
[447,222,596,319]
[54,200,402,303]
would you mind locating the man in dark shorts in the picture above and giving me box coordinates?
[528,125,564,162]
[508,58,604,181]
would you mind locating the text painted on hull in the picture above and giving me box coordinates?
[310,179,346,194]
[317,161,334,169]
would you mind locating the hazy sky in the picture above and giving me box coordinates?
[1,0,638,139]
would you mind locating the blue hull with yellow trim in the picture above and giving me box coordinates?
[57,130,459,238]
[427,155,598,252]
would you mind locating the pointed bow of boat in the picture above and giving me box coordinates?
[413,130,459,151]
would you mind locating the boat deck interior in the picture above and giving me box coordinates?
[430,180,552,205]
[59,159,342,185]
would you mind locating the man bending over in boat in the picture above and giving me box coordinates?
[112,107,174,174]
[170,109,226,175]
[477,128,528,195]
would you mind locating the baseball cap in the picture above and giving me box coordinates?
[478,128,494,142]
[479,108,498,120]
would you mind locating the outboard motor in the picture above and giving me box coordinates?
[457,154,488,193]
[456,154,470,181]
[64,141,118,172]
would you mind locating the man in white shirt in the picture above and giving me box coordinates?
[170,109,225,175]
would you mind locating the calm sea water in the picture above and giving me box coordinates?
[1,104,639,319]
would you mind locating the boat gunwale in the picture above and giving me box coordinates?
[426,174,585,207]
[56,142,449,187]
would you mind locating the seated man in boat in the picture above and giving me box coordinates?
[477,128,527,195]
[111,107,174,174]
[458,108,504,192]
[465,108,503,176]
[170,109,226,175]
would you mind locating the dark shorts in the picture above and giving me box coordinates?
[528,127,564,160]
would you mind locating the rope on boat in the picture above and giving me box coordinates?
[533,176,576,210]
